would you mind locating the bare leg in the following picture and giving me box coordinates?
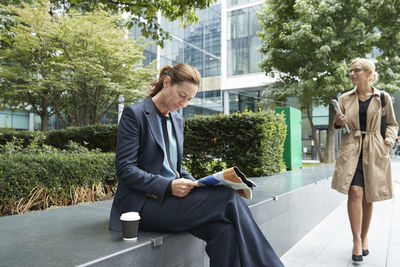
[348,185,363,255]
[361,190,373,250]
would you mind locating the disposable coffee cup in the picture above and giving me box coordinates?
[120,212,140,241]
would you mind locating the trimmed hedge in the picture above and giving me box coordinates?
[0,125,117,152]
[0,110,286,216]
[46,124,118,152]
[0,153,116,216]
[0,129,44,147]
[1,110,286,178]
[184,110,287,178]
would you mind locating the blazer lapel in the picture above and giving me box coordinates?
[170,112,183,166]
[144,97,164,150]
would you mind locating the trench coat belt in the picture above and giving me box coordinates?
[354,130,380,137]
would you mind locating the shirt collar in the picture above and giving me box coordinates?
[348,86,380,96]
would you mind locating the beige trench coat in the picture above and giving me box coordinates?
[332,87,398,202]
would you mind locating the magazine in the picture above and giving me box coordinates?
[197,167,256,199]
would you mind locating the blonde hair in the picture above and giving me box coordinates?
[149,63,201,96]
[351,57,378,83]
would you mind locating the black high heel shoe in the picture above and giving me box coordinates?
[362,249,369,256]
[352,254,363,262]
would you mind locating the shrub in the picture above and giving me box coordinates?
[0,138,116,216]
[0,152,116,216]
[46,124,118,152]
[0,129,44,147]
[1,110,286,180]
[184,110,286,178]
[182,159,228,179]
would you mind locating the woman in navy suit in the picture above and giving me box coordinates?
[109,63,283,267]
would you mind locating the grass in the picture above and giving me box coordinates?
[280,162,322,172]
[302,162,322,168]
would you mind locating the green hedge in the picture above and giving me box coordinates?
[0,125,117,152]
[0,110,286,216]
[0,129,44,147]
[46,124,118,152]
[0,153,116,216]
[1,110,286,179]
[184,110,287,178]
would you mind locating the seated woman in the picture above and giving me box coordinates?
[109,63,283,267]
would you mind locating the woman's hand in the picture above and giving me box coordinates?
[171,178,199,198]
[334,112,348,127]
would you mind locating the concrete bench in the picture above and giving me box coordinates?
[0,163,345,266]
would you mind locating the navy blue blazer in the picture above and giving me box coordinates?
[109,96,195,231]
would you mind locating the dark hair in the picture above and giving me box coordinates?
[149,63,201,96]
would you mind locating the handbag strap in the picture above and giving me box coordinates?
[380,91,386,116]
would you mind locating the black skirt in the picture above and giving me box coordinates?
[351,148,365,187]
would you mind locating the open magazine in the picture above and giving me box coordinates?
[197,167,256,199]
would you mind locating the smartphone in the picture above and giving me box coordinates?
[332,99,350,134]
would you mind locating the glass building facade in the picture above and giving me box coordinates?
[228,0,261,7]
[127,28,157,67]
[159,4,221,78]
[125,1,267,118]
[0,109,60,130]
[227,4,262,76]
[0,109,31,130]
[138,2,224,117]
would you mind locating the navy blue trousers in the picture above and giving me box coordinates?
[121,186,283,267]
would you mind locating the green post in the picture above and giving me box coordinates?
[275,107,302,170]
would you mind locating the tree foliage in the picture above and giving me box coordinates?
[0,1,156,129]
[48,7,156,127]
[258,0,400,162]
[373,1,400,92]
[1,0,216,46]
[68,0,216,46]
[0,1,60,130]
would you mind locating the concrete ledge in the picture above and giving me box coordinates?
[0,200,205,267]
[0,164,345,266]
[249,177,345,257]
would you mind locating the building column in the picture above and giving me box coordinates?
[221,0,227,89]
[28,113,34,131]
[223,90,229,114]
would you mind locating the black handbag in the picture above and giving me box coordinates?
[381,92,399,149]
[380,91,386,139]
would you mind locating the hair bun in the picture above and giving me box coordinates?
[159,65,173,76]
[370,71,378,83]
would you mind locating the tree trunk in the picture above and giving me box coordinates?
[306,104,323,162]
[323,101,337,163]
[40,112,49,131]
[53,109,68,129]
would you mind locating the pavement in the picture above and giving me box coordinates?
[281,158,400,267]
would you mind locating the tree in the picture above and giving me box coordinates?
[0,1,61,130]
[373,2,400,92]
[257,0,400,163]
[1,0,216,47]
[69,0,216,46]
[49,7,156,126]
[0,1,156,129]
[0,5,16,48]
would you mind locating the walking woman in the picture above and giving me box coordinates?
[332,58,398,262]
[109,63,283,267]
